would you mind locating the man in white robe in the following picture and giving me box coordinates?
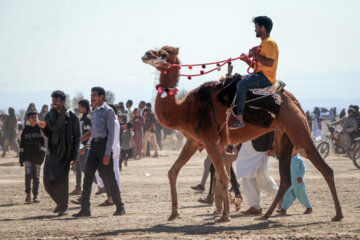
[236,132,278,214]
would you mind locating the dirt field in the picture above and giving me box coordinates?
[0,149,360,240]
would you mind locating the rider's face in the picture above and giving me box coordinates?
[255,23,262,38]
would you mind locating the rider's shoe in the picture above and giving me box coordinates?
[229,119,246,130]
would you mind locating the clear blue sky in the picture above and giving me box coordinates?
[0,0,359,112]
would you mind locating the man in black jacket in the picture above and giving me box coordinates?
[39,90,80,216]
[20,111,46,203]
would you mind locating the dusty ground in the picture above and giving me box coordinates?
[0,149,359,240]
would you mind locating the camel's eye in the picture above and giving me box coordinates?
[160,52,168,58]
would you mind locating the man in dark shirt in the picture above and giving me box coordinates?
[141,105,159,158]
[70,99,92,196]
[73,87,125,217]
[39,90,80,216]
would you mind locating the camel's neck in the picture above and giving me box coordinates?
[155,67,183,129]
[158,67,179,88]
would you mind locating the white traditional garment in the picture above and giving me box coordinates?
[236,141,278,209]
[95,120,121,192]
[236,141,267,179]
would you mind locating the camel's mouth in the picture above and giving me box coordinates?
[142,50,167,68]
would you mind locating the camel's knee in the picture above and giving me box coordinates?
[168,168,176,181]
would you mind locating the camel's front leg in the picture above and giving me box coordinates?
[168,139,199,221]
[205,142,230,222]
[258,131,292,220]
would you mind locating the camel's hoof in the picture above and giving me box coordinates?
[168,213,180,221]
[254,215,269,221]
[216,216,231,222]
[331,214,343,222]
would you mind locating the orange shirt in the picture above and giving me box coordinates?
[255,36,279,83]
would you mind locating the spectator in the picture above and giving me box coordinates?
[119,122,134,170]
[19,111,46,203]
[24,103,37,125]
[39,90,80,216]
[131,108,144,160]
[1,108,19,158]
[38,105,49,122]
[141,107,159,158]
[329,107,358,152]
[313,107,322,141]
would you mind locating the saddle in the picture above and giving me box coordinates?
[217,73,285,128]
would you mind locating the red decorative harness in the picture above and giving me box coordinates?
[156,46,261,96]
[156,84,179,98]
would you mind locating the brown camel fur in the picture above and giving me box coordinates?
[141,46,343,222]
[214,151,242,214]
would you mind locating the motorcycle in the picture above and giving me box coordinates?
[316,126,345,159]
[317,125,360,169]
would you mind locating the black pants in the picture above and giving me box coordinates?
[25,161,41,196]
[119,148,132,169]
[209,163,240,196]
[75,149,88,190]
[43,169,69,210]
[81,139,124,211]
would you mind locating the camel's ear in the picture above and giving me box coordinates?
[175,47,179,55]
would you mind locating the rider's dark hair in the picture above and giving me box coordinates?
[253,16,273,33]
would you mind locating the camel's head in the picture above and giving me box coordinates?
[142,46,180,71]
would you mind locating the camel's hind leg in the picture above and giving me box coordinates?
[304,143,343,221]
[280,92,343,221]
[168,138,200,221]
[260,131,292,220]
[205,141,230,222]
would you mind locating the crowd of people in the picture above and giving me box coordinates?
[0,87,184,217]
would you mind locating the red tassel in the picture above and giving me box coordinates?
[188,76,192,80]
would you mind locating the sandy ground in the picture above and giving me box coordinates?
[0,149,360,240]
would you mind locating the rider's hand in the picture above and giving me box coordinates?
[239,53,248,61]
[297,177,303,184]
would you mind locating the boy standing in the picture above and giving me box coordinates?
[19,111,46,203]
[120,122,134,170]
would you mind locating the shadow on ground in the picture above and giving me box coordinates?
[87,220,326,238]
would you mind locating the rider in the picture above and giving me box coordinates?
[329,107,358,152]
[230,16,279,129]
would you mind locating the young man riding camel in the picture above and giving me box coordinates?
[230,16,279,129]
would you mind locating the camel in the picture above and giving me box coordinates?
[214,150,242,214]
[141,46,343,222]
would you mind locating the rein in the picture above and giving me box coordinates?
[162,45,261,79]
